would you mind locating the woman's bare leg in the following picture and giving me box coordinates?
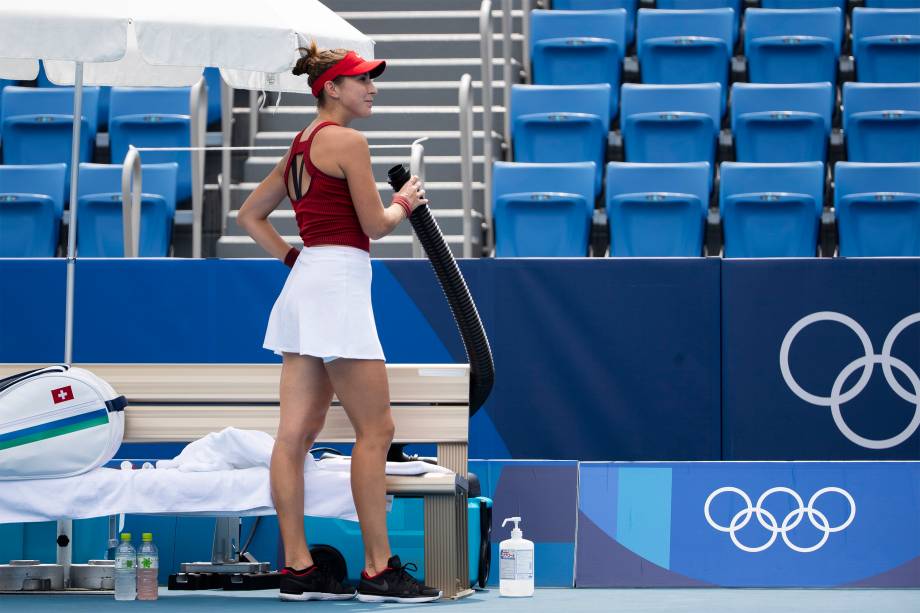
[270,352,334,569]
[324,358,394,576]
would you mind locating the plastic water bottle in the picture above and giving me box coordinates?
[499,517,534,597]
[136,532,159,600]
[114,532,137,600]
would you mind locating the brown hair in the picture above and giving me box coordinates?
[292,42,349,106]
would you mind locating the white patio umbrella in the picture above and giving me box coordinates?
[0,1,374,365]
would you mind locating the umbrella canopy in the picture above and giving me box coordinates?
[0,1,375,368]
[0,0,374,91]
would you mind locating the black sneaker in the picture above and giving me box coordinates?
[356,555,442,603]
[279,564,356,601]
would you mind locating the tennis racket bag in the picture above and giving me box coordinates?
[0,365,126,480]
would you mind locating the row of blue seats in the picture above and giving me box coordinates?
[493,160,920,258]
[511,81,920,192]
[0,65,222,131]
[0,64,222,201]
[553,0,920,42]
[550,1,920,47]
[0,163,178,258]
[0,85,198,203]
[532,6,920,116]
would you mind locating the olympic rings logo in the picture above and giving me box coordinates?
[704,486,856,553]
[780,311,920,449]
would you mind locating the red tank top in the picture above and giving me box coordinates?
[284,121,370,252]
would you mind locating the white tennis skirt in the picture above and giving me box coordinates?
[263,245,386,361]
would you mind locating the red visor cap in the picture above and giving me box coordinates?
[310,51,386,98]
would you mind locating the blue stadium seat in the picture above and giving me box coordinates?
[551,1,637,46]
[510,84,610,195]
[744,8,843,84]
[731,82,834,163]
[492,161,595,257]
[204,67,222,127]
[636,9,734,110]
[866,0,920,7]
[760,0,847,27]
[835,162,920,256]
[843,82,920,163]
[109,87,192,202]
[605,161,710,256]
[0,86,100,199]
[620,83,721,165]
[852,8,920,82]
[0,79,14,117]
[76,163,179,257]
[654,0,742,48]
[720,162,824,257]
[0,163,67,257]
[530,9,627,119]
[37,60,111,131]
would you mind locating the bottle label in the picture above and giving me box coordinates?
[499,548,533,580]
[115,556,135,570]
[139,556,158,570]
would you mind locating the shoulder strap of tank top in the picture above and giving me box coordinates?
[300,121,339,177]
[283,127,307,201]
[286,121,339,201]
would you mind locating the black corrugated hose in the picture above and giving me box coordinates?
[387,164,494,416]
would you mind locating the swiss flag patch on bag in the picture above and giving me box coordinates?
[51,385,74,404]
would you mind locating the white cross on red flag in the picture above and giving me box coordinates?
[51,385,74,404]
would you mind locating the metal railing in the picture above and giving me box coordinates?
[458,74,474,258]
[480,0,495,255]
[220,77,233,234]
[522,0,532,84]
[502,0,513,140]
[189,76,207,258]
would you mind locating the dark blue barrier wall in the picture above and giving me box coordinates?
[0,259,65,363]
[5,257,920,461]
[722,259,920,460]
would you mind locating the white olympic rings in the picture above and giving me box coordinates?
[780,311,920,449]
[704,486,856,553]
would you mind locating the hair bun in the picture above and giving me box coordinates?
[292,41,320,77]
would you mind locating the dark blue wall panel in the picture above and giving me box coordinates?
[722,259,920,460]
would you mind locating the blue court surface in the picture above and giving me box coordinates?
[3,588,920,612]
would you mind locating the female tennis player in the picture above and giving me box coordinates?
[237,42,440,603]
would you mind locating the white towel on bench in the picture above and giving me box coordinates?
[0,427,452,524]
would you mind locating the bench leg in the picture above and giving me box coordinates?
[424,492,472,599]
[422,442,472,599]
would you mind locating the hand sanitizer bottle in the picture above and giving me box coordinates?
[499,517,534,597]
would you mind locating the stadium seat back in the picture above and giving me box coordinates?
[510,84,611,195]
[719,161,824,257]
[852,8,920,82]
[744,8,843,83]
[0,163,67,257]
[551,1,638,45]
[605,161,710,256]
[109,87,192,202]
[731,82,834,163]
[637,9,734,109]
[621,83,720,165]
[834,162,920,256]
[655,0,742,46]
[530,9,627,118]
[76,163,179,257]
[843,83,920,163]
[493,161,596,256]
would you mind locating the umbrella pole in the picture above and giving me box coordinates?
[63,62,83,366]
[59,61,84,588]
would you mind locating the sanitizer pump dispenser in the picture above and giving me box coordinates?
[499,517,534,597]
